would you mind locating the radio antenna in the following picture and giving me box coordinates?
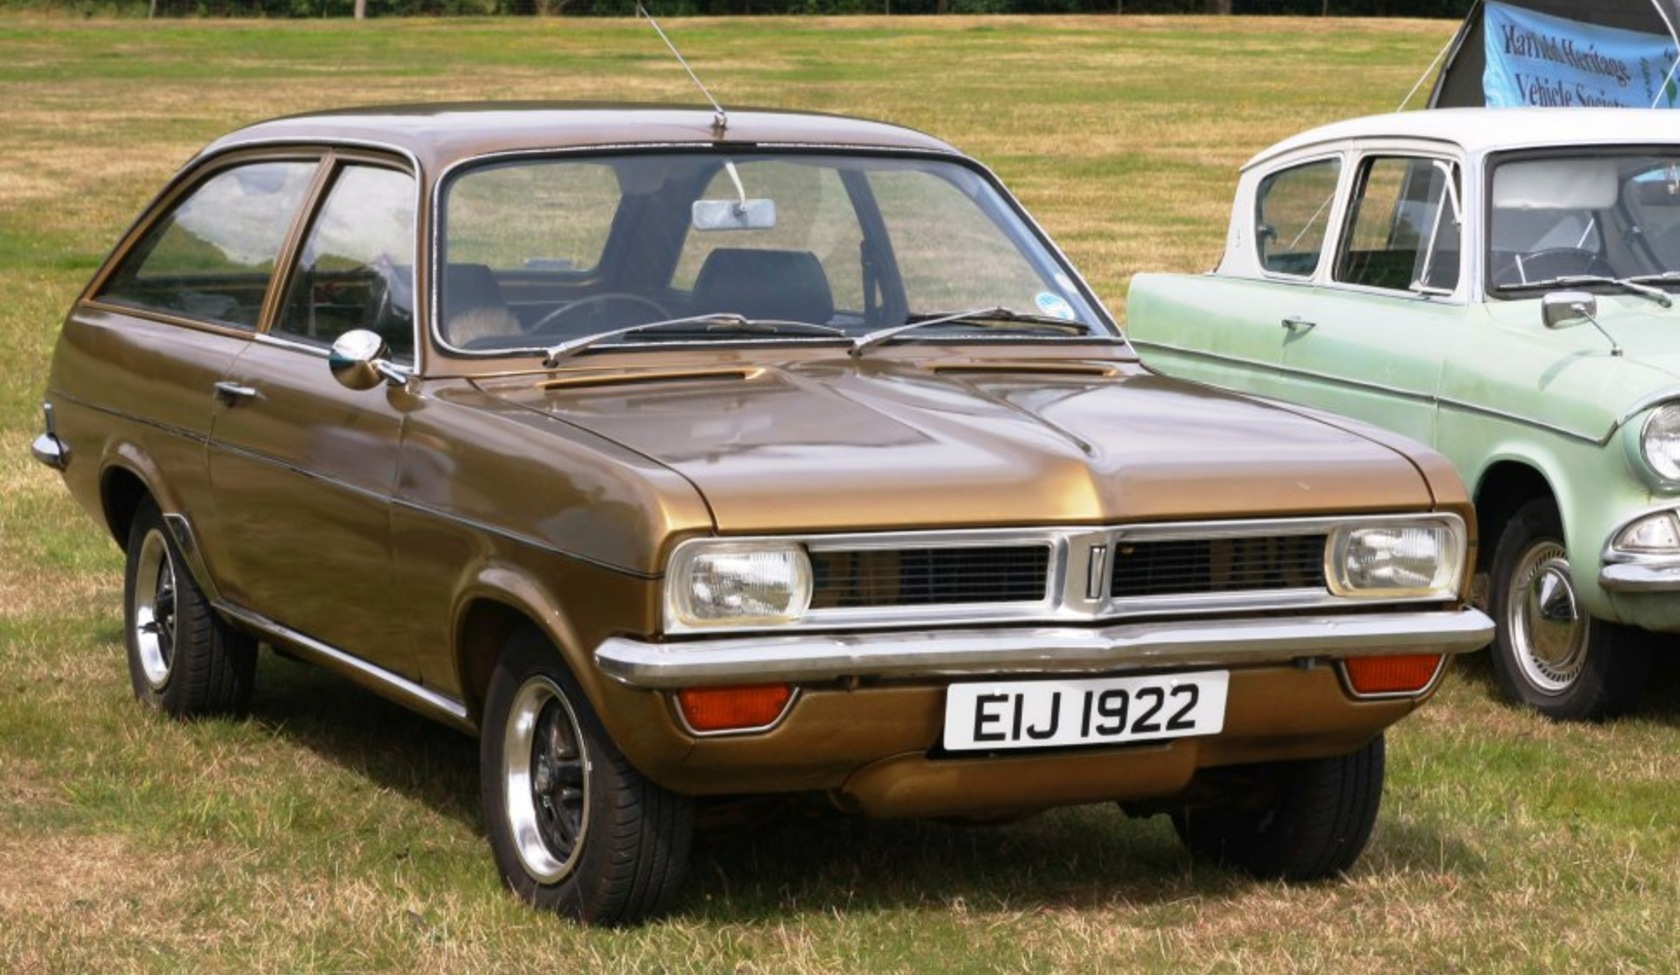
[637,3,728,138]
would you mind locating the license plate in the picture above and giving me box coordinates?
[943,671,1229,752]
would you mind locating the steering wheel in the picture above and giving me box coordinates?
[1493,247,1617,286]
[528,293,672,334]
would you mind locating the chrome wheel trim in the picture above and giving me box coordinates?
[1505,541,1588,694]
[501,675,589,885]
[132,529,177,690]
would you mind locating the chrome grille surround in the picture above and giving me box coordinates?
[661,513,1467,635]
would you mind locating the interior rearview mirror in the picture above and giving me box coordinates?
[692,198,777,231]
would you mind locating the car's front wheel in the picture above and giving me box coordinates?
[1169,734,1384,881]
[480,633,692,925]
[1489,498,1651,721]
[123,499,256,717]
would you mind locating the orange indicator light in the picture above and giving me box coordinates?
[1343,654,1444,696]
[677,684,794,733]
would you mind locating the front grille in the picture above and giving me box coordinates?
[1110,535,1327,599]
[810,545,1050,609]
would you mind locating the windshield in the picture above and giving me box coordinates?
[437,151,1111,354]
[1489,151,1680,293]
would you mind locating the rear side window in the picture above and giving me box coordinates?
[1255,158,1340,278]
[97,160,319,328]
[1335,156,1461,294]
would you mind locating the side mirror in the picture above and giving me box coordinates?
[1541,290,1597,330]
[329,329,408,391]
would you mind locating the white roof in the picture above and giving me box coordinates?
[1245,107,1680,170]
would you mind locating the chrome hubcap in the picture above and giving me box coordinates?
[132,529,178,690]
[1505,541,1588,694]
[501,676,588,884]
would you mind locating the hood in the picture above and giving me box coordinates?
[1481,296,1680,436]
[476,355,1440,534]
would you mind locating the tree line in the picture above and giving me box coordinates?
[84,0,1478,18]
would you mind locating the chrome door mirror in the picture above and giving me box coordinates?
[328,329,408,390]
[1541,291,1597,330]
[1540,290,1621,356]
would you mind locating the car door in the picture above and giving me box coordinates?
[1131,154,1346,401]
[71,157,322,533]
[1272,153,1466,448]
[206,156,421,678]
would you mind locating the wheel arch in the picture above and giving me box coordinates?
[1472,460,1556,573]
[100,465,153,549]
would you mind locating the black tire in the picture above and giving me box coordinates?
[1171,734,1385,881]
[123,499,256,717]
[480,633,692,925]
[1488,498,1652,721]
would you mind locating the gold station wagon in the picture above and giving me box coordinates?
[32,103,1493,924]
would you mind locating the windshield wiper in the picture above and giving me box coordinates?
[1510,274,1674,308]
[542,314,848,367]
[849,306,1097,358]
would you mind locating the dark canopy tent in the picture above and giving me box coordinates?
[1429,0,1680,107]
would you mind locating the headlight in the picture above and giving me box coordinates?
[1641,405,1680,483]
[666,541,812,630]
[1327,520,1464,599]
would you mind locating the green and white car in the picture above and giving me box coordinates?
[1128,107,1680,721]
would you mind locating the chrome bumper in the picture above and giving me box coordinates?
[31,403,69,471]
[594,608,1494,689]
[1600,562,1680,592]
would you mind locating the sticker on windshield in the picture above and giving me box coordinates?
[1035,291,1077,321]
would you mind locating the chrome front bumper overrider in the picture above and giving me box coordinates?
[594,608,1494,689]
[31,403,68,471]
[1600,562,1680,592]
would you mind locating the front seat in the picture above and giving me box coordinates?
[690,248,835,325]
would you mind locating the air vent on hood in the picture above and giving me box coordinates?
[924,361,1119,379]
[538,367,762,392]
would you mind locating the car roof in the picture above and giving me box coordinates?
[1243,107,1680,170]
[203,102,959,171]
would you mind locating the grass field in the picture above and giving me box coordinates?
[3,13,1679,974]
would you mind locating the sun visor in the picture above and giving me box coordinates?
[1493,158,1620,209]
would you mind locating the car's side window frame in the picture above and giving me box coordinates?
[262,150,422,365]
[81,148,329,338]
[1252,152,1347,283]
[1331,151,1465,301]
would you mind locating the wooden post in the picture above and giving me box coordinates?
[355,0,366,18]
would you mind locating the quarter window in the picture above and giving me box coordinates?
[97,160,319,328]
[275,164,417,360]
[1255,158,1341,277]
[1335,156,1461,294]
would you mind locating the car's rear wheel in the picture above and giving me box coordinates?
[1170,734,1384,881]
[123,499,256,717]
[1489,498,1651,721]
[480,633,692,925]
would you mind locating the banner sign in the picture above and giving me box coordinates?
[1484,0,1680,108]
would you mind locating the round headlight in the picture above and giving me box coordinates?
[667,542,812,630]
[1328,521,1463,599]
[1641,404,1680,483]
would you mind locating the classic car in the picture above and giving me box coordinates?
[1127,107,1680,722]
[32,103,1491,924]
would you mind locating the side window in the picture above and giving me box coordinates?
[97,160,319,328]
[276,164,417,360]
[1255,158,1341,277]
[1335,156,1461,293]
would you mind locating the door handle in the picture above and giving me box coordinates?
[213,381,259,406]
[1281,316,1316,333]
